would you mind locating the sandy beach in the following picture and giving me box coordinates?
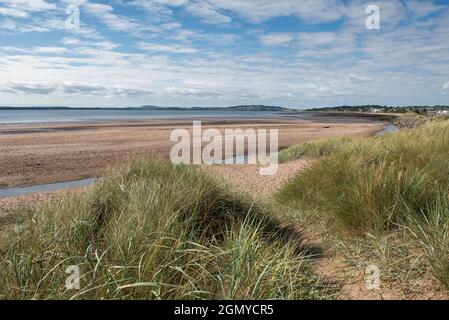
[0,117,385,189]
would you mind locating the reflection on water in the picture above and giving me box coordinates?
[0,178,96,199]
[0,108,303,125]
[377,124,399,136]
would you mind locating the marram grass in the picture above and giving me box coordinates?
[278,137,353,163]
[277,120,449,290]
[0,160,328,300]
[277,121,449,231]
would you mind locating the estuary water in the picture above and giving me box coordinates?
[0,108,302,125]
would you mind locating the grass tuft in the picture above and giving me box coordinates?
[278,137,354,163]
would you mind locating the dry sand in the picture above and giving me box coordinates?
[207,159,310,197]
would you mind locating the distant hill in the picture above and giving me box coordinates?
[140,105,293,112]
[225,105,292,112]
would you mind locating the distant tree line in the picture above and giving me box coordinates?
[306,105,449,115]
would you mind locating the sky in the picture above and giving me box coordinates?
[0,0,448,108]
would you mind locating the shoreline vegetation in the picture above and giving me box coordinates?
[307,105,449,115]
[1,111,449,299]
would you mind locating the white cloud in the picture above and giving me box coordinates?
[127,0,344,24]
[0,46,67,54]
[259,31,338,47]
[0,7,28,18]
[0,82,152,97]
[259,33,294,46]
[185,0,231,24]
[62,37,82,46]
[443,82,449,90]
[159,22,182,30]
[157,0,189,5]
[125,0,185,19]
[405,0,447,18]
[207,0,343,23]
[298,32,337,46]
[61,0,88,5]
[34,47,68,54]
[62,37,120,50]
[144,0,189,7]
[208,33,238,45]
[0,19,51,32]
[138,42,198,53]
[0,18,17,29]
[84,2,140,32]
[0,0,56,12]
[60,83,153,97]
[1,83,56,95]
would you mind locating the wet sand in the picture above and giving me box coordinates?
[0,117,385,189]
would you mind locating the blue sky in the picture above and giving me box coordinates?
[0,0,448,108]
